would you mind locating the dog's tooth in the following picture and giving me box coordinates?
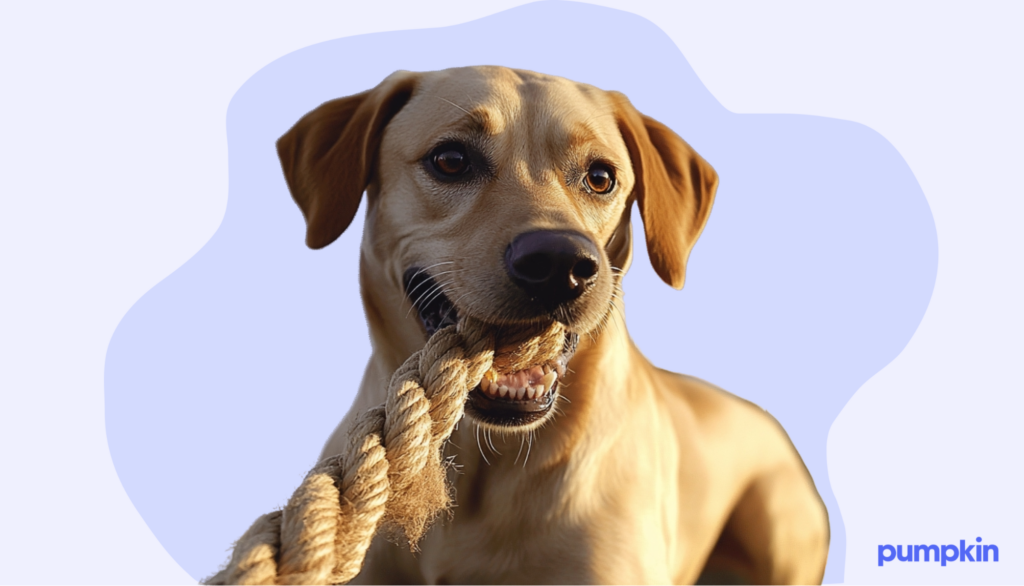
[516,371,529,388]
[535,383,547,397]
[526,386,536,400]
[516,386,526,400]
[481,378,490,392]
[541,370,557,388]
[529,365,544,381]
[499,385,509,398]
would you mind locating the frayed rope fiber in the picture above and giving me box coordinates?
[204,317,566,585]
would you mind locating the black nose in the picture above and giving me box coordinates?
[505,230,600,308]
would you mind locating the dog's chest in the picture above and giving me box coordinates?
[413,458,675,584]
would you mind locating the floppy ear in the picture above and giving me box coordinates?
[611,92,718,290]
[277,71,420,249]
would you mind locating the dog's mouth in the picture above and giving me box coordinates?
[404,268,578,431]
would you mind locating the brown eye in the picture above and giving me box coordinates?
[430,143,470,176]
[585,162,615,194]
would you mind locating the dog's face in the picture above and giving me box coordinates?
[277,66,717,432]
[377,68,631,334]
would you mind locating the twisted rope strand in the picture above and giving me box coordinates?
[205,318,564,585]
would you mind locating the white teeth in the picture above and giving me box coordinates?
[479,363,563,401]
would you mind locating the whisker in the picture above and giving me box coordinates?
[419,277,459,306]
[413,260,455,277]
[514,434,526,465]
[418,280,457,311]
[412,269,465,300]
[438,96,472,116]
[403,261,457,300]
[407,278,458,318]
[406,280,447,318]
[523,431,534,468]
[404,269,466,316]
[428,268,467,279]
[406,283,443,319]
[491,429,503,455]
[475,425,491,466]
[610,301,626,333]
[610,308,623,337]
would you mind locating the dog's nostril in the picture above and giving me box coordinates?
[572,258,598,281]
[513,253,555,283]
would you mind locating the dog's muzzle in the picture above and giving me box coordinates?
[403,267,579,430]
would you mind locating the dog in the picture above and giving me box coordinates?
[276,66,829,585]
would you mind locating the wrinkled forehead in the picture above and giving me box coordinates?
[387,67,626,158]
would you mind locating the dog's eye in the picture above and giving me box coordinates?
[584,163,615,194]
[430,143,470,177]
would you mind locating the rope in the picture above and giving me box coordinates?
[205,317,566,585]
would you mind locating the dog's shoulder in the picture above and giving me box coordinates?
[650,369,807,472]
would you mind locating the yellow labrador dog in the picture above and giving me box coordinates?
[277,66,828,585]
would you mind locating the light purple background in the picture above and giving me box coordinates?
[3,1,1022,585]
[104,3,935,583]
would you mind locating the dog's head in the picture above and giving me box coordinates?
[278,66,717,431]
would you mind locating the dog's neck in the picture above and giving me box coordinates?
[431,297,652,540]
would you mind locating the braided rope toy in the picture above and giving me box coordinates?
[205,317,566,585]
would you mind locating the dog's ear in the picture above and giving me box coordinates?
[611,92,718,290]
[277,71,420,249]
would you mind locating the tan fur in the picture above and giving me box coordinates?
[279,66,829,585]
